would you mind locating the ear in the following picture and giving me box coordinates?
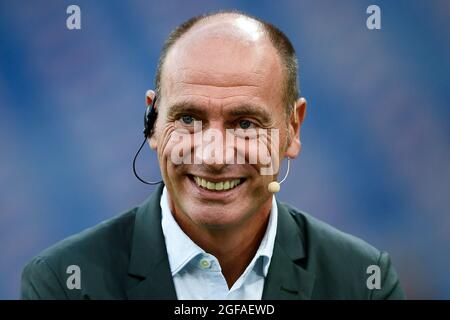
[146,89,158,150]
[146,89,156,106]
[148,134,158,150]
[285,97,307,158]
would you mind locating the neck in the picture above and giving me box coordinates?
[170,199,272,288]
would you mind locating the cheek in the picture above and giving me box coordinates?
[238,131,283,177]
[158,126,194,167]
[155,125,176,169]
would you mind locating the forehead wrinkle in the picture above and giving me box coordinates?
[179,81,259,89]
[165,74,267,102]
[174,93,262,102]
[173,67,266,88]
[166,74,271,103]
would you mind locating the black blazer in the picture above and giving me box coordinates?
[21,184,405,299]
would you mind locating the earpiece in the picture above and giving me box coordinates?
[143,95,158,138]
[132,95,163,185]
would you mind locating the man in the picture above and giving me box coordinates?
[21,11,405,299]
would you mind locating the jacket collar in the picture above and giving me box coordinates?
[126,183,177,299]
[261,201,316,300]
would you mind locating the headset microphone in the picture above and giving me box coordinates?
[267,157,291,193]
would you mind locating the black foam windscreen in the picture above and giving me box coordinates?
[143,95,158,137]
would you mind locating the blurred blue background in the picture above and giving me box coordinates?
[1,0,449,299]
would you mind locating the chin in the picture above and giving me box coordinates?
[184,202,246,228]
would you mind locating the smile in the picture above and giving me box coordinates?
[192,176,242,191]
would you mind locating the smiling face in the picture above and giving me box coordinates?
[150,16,302,231]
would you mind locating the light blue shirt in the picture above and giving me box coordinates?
[160,187,278,300]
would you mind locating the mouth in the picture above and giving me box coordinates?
[187,174,246,193]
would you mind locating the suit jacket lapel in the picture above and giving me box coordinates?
[262,201,315,299]
[126,184,177,299]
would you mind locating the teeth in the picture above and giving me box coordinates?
[193,176,241,191]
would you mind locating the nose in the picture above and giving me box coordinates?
[193,124,233,171]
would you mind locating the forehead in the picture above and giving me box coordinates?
[160,16,285,110]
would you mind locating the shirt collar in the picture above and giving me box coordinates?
[160,186,278,277]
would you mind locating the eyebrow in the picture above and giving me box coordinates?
[167,102,273,124]
[167,103,204,119]
[228,105,272,124]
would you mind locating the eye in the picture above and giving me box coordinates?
[238,119,253,129]
[180,115,195,125]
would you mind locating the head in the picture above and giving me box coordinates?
[148,11,306,231]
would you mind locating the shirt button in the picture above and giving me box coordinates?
[199,258,211,269]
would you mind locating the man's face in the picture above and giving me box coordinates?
[150,17,297,229]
